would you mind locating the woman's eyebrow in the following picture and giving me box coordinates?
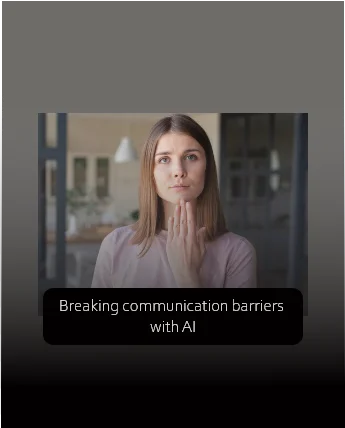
[155,149,201,156]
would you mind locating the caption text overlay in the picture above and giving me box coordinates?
[43,288,303,345]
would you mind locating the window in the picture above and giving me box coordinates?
[255,175,267,198]
[96,158,109,198]
[50,168,57,197]
[73,157,87,196]
[70,155,110,199]
[228,157,269,200]
[46,160,57,199]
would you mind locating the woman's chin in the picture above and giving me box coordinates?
[159,192,198,205]
[170,195,194,204]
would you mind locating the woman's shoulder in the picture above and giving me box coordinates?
[100,224,136,250]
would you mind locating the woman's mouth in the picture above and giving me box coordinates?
[171,185,190,191]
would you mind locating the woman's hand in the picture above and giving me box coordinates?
[166,199,206,288]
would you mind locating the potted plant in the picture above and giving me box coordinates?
[65,188,88,236]
[130,209,139,221]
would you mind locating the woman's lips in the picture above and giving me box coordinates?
[171,185,190,191]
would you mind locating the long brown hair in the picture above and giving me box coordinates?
[130,114,228,257]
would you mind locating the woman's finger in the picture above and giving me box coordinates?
[179,199,187,237]
[167,216,174,243]
[186,201,196,240]
[173,203,181,237]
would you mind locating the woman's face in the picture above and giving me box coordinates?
[153,132,207,205]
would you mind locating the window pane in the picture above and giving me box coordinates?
[51,168,57,197]
[253,159,266,170]
[255,175,267,198]
[225,116,245,157]
[249,114,270,153]
[74,158,87,195]
[229,160,243,171]
[45,160,57,198]
[231,176,242,198]
[44,161,57,279]
[229,176,250,199]
[96,158,109,198]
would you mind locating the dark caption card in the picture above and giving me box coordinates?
[43,288,303,345]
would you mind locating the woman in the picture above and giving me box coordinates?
[91,114,257,288]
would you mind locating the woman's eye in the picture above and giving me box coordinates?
[158,154,197,163]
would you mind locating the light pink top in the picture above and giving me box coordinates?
[91,225,257,288]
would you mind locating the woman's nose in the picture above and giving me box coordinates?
[173,166,186,178]
[172,159,186,178]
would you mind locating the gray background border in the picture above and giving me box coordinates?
[2,2,344,384]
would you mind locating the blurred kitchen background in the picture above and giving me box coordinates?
[38,113,308,304]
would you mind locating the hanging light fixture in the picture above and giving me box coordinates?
[114,116,138,163]
[114,136,138,163]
